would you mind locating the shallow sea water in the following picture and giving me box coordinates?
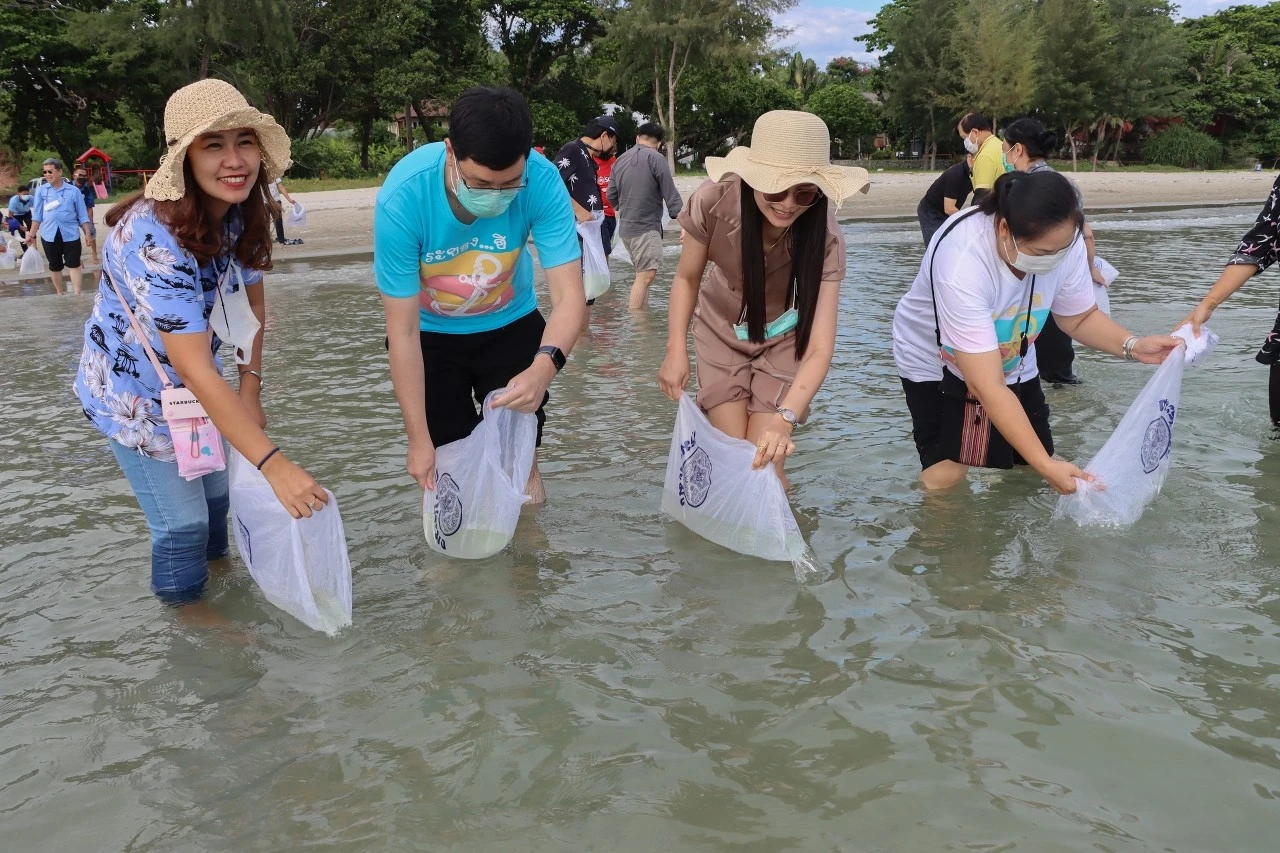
[2,205,1279,851]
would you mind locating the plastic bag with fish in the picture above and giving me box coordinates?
[230,450,353,634]
[1055,324,1217,528]
[424,390,536,559]
[661,393,819,580]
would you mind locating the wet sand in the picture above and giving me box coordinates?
[3,169,1273,284]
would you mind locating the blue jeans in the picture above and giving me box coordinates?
[109,440,229,604]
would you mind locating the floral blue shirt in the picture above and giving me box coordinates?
[73,201,262,461]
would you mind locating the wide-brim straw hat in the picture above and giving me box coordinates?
[705,110,870,208]
[146,79,291,202]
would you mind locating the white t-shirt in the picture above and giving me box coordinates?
[893,209,1095,385]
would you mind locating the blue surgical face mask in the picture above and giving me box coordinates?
[734,307,798,342]
[1001,146,1017,173]
[452,159,522,218]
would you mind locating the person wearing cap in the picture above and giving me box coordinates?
[374,86,585,504]
[27,158,91,294]
[72,79,329,605]
[554,116,618,225]
[657,110,864,484]
[608,121,684,310]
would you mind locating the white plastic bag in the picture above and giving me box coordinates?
[611,239,633,268]
[0,244,13,270]
[19,245,43,276]
[424,390,536,559]
[661,394,818,580]
[577,215,610,301]
[1093,256,1119,315]
[1055,324,1218,528]
[286,201,306,227]
[229,450,353,634]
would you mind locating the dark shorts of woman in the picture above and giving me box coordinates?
[901,372,1053,470]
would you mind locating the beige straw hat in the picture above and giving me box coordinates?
[705,110,870,207]
[146,79,291,202]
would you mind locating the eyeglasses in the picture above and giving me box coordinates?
[454,160,525,192]
[41,169,55,175]
[761,185,823,206]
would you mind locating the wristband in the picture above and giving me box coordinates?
[256,447,280,470]
[239,369,262,385]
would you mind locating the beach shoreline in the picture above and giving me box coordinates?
[3,169,1271,284]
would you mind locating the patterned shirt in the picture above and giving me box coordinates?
[553,139,601,212]
[1230,173,1280,273]
[72,202,262,461]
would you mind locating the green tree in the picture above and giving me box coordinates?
[825,57,872,89]
[489,0,604,94]
[805,85,879,157]
[859,0,964,167]
[679,64,799,160]
[1091,0,1185,167]
[1033,0,1114,170]
[950,0,1038,128]
[603,0,793,172]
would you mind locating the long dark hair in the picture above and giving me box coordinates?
[106,158,277,270]
[978,171,1083,240]
[738,176,829,358]
[1003,118,1058,159]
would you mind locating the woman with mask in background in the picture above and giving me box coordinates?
[658,111,866,486]
[892,170,1181,493]
[1001,117,1111,384]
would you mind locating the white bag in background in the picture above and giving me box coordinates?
[1055,324,1218,528]
[19,245,43,276]
[0,244,14,270]
[611,239,633,268]
[577,214,610,301]
[229,450,353,634]
[661,394,818,580]
[286,201,307,227]
[424,390,536,559]
[1093,256,1119,315]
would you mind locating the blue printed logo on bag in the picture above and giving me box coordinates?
[678,432,713,508]
[433,473,464,548]
[1139,398,1176,474]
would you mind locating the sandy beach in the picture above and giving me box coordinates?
[3,169,1274,283]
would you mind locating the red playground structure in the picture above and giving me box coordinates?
[75,147,112,199]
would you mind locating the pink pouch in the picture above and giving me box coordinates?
[175,417,227,481]
[161,386,210,421]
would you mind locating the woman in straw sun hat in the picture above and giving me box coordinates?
[72,78,329,605]
[658,110,867,485]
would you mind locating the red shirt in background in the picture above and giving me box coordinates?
[593,155,616,217]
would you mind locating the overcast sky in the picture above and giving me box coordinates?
[776,0,1272,67]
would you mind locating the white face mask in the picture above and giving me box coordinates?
[962,135,980,154]
[209,264,261,365]
[1008,232,1074,274]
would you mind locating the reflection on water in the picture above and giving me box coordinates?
[3,205,1280,851]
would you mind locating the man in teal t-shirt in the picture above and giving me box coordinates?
[374,87,585,503]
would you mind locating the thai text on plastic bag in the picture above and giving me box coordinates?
[424,390,536,559]
[1093,256,1119,315]
[661,394,819,580]
[286,201,307,227]
[229,450,353,634]
[577,214,610,301]
[19,244,43,276]
[1054,324,1217,528]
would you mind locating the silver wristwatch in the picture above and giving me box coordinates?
[777,406,799,426]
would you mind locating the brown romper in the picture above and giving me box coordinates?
[677,175,847,415]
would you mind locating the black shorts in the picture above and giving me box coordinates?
[410,309,549,448]
[902,372,1053,470]
[41,233,82,272]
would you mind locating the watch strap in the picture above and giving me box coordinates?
[537,345,566,372]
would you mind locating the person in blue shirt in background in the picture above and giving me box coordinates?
[73,164,100,263]
[374,86,585,504]
[8,185,34,233]
[26,158,91,294]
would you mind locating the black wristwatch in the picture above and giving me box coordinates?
[536,345,566,372]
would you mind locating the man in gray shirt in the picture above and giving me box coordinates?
[606,122,683,310]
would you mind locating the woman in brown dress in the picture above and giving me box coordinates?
[658,111,868,484]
